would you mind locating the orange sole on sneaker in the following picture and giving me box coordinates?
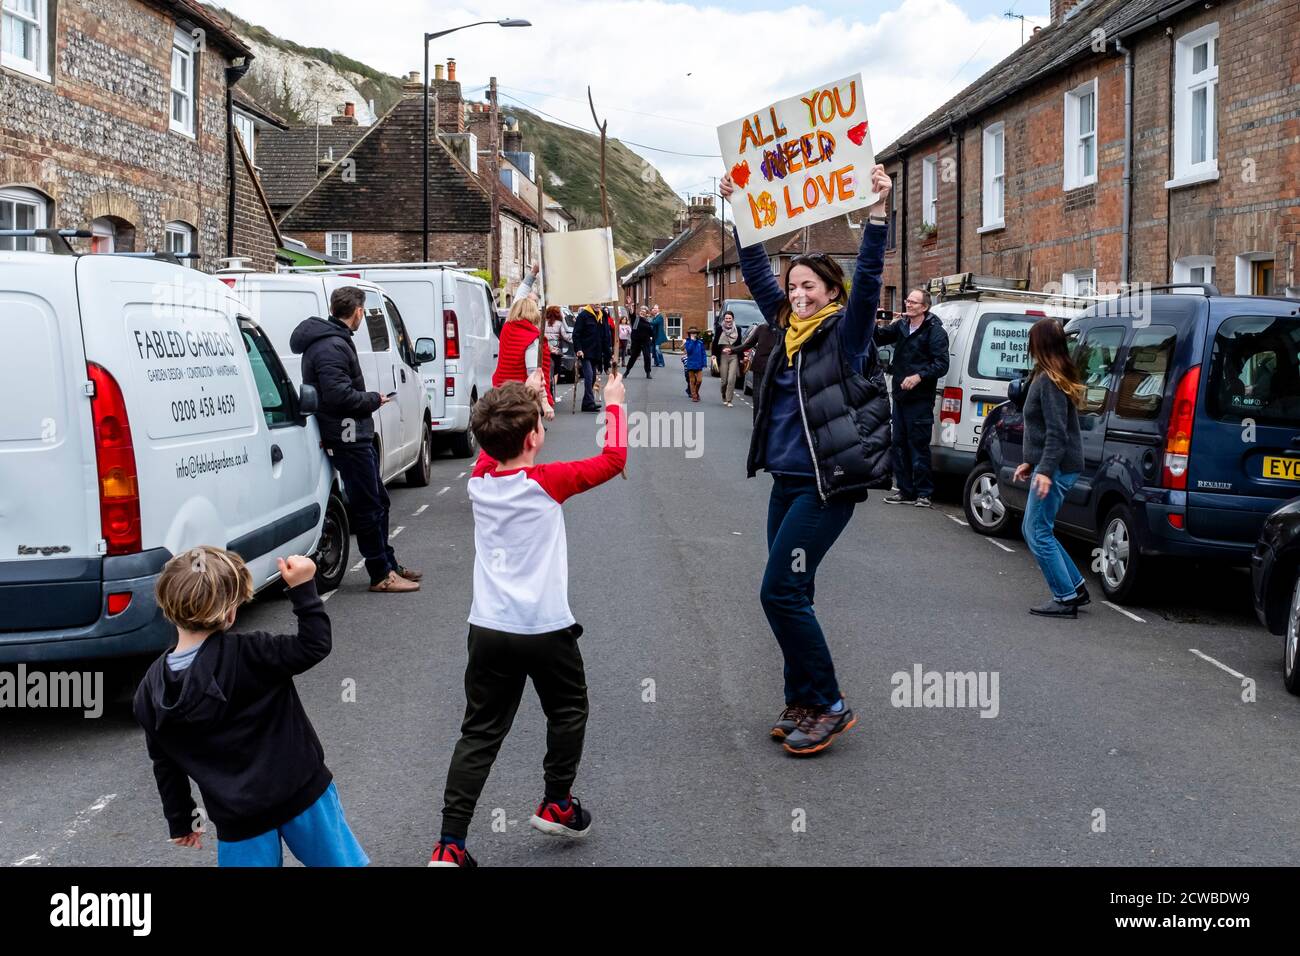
[781,715,858,756]
[770,727,789,740]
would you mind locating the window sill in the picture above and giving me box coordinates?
[170,125,197,140]
[1,59,52,84]
[1164,165,1219,190]
[977,222,1005,235]
[1063,177,1097,192]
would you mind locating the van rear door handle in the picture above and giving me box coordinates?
[271,444,283,465]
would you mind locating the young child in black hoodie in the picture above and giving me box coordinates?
[133,546,367,867]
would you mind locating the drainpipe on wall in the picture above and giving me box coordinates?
[225,60,252,259]
[949,119,964,274]
[901,152,910,293]
[1115,37,1134,287]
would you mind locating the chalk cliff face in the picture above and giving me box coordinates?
[207,4,684,258]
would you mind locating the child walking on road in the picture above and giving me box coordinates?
[134,547,367,867]
[682,326,707,402]
[430,369,628,867]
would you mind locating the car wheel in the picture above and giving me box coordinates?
[406,423,433,487]
[313,493,350,593]
[963,461,1015,537]
[1098,504,1145,603]
[448,423,478,459]
[1283,573,1300,695]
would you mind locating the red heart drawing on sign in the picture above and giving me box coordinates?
[847,122,869,146]
[730,161,751,189]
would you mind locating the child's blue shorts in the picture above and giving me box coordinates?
[216,782,368,867]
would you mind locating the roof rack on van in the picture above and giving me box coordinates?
[926,271,1106,307]
[283,261,461,273]
[1138,283,1222,296]
[0,228,91,255]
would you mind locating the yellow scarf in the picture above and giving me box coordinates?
[784,302,842,361]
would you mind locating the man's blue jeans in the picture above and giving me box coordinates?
[760,475,855,706]
[580,357,598,409]
[1022,469,1084,601]
[890,395,935,499]
[652,342,664,366]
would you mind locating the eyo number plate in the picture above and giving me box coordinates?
[1263,456,1300,482]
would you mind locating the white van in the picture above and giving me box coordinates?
[918,274,1095,477]
[0,248,347,665]
[222,272,433,485]
[286,264,498,459]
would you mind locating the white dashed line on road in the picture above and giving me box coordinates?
[14,793,118,866]
[945,513,969,526]
[456,472,467,479]
[350,560,365,573]
[321,590,336,603]
[412,504,429,517]
[1189,648,1246,680]
[987,538,1015,553]
[438,486,451,496]
[1103,601,1146,623]
[391,526,405,538]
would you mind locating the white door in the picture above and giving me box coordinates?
[383,294,425,457]
[361,289,403,478]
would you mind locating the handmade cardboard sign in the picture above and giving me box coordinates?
[542,228,618,306]
[718,74,876,248]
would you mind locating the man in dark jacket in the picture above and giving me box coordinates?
[623,306,656,379]
[571,304,603,412]
[874,289,950,507]
[291,286,420,591]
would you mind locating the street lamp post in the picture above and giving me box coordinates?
[423,18,531,263]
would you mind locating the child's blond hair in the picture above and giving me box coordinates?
[155,546,253,632]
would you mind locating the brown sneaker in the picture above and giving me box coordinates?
[782,702,856,756]
[395,565,423,582]
[770,704,814,740]
[369,570,420,593]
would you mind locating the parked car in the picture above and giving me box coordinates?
[964,286,1300,603]
[221,271,432,484]
[1252,497,1300,693]
[283,265,498,459]
[923,273,1095,477]
[0,244,347,664]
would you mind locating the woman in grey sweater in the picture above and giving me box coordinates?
[1015,319,1090,618]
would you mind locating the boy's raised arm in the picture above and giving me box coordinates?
[532,403,628,504]
[240,576,332,677]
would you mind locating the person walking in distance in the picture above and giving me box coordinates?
[544,306,570,392]
[712,310,743,407]
[1015,318,1090,619]
[623,306,655,379]
[291,287,420,593]
[650,304,667,368]
[682,327,707,402]
[873,289,950,508]
[572,304,604,412]
[720,164,893,756]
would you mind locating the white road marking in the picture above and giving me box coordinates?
[1103,601,1146,623]
[321,590,336,603]
[1189,648,1246,681]
[456,472,467,479]
[350,560,365,573]
[731,531,742,536]
[391,526,405,538]
[987,538,1015,553]
[14,793,118,866]
[438,486,451,496]
[945,513,969,527]
[412,504,429,517]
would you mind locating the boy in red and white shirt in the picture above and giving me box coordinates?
[430,369,626,867]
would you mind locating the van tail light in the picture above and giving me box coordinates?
[1162,365,1201,490]
[218,277,236,288]
[445,376,455,397]
[341,273,361,279]
[1026,309,1047,317]
[87,362,142,556]
[444,309,461,360]
[940,387,963,424]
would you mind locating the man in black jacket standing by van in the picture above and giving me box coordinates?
[572,304,604,412]
[874,289,950,507]
[291,287,420,593]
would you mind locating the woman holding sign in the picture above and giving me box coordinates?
[719,164,893,757]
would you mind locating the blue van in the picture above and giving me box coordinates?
[964,287,1300,602]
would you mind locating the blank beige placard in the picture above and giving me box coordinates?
[542,228,618,306]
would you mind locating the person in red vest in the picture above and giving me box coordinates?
[493,294,555,420]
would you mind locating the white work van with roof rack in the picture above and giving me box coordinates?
[279,262,498,459]
[917,272,1104,477]
[0,233,349,664]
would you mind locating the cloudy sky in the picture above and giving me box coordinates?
[216,0,1047,206]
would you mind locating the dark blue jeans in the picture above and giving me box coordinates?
[327,441,397,584]
[890,395,935,499]
[761,475,855,707]
[580,357,598,409]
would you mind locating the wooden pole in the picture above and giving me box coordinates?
[588,86,625,476]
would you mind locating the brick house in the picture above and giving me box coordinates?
[621,195,723,344]
[0,0,282,271]
[275,66,545,294]
[701,210,873,316]
[876,0,1300,301]
[256,103,367,222]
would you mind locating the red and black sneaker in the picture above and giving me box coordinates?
[428,840,478,867]
[530,795,593,839]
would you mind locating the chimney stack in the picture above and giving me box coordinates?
[434,64,444,81]
[431,58,464,133]
[688,194,716,221]
[1049,0,1082,23]
[401,71,424,97]
[331,102,358,126]
[447,58,456,82]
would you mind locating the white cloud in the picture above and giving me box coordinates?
[214,0,1043,202]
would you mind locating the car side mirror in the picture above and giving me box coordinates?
[415,337,437,364]
[1008,372,1030,409]
[298,383,319,415]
